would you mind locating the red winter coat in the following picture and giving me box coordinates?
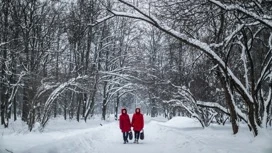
[119,108,131,132]
[132,108,144,131]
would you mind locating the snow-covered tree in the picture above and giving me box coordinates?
[107,0,272,136]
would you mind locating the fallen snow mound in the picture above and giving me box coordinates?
[163,116,202,128]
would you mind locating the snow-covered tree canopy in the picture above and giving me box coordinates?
[102,0,272,136]
[0,0,271,137]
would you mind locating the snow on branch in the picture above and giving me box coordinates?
[209,0,272,28]
[0,38,21,47]
[163,99,204,128]
[255,33,272,91]
[110,11,154,26]
[197,101,247,123]
[262,84,272,126]
[0,42,10,47]
[99,70,149,83]
[105,82,137,106]
[269,32,272,49]
[40,75,89,127]
[162,84,205,128]
[8,71,26,104]
[111,2,254,104]
[209,24,245,48]
[88,15,115,27]
[117,0,160,26]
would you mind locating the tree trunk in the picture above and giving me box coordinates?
[102,100,107,120]
[0,0,10,128]
[22,87,29,121]
[13,98,17,121]
[22,11,30,122]
[150,98,157,117]
[64,94,67,120]
[82,94,86,118]
[77,95,82,122]
[89,92,96,117]
[248,102,258,136]
[54,48,59,118]
[225,86,239,134]
[54,100,58,118]
[218,69,239,134]
[115,92,120,120]
[69,92,75,119]
[102,82,108,120]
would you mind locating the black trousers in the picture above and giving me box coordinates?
[134,131,140,140]
[123,132,129,141]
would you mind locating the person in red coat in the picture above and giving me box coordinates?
[119,108,131,144]
[131,108,144,143]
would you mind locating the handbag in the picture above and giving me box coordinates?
[140,129,144,140]
[129,131,133,140]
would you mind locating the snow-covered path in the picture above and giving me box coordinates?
[1,116,272,153]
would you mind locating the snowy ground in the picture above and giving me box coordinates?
[0,115,272,153]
